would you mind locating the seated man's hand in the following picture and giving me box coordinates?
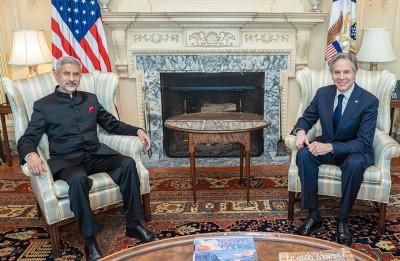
[308,141,332,156]
[27,153,48,177]
[137,129,151,150]
[295,129,309,150]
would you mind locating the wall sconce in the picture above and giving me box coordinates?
[8,30,52,77]
[357,28,396,71]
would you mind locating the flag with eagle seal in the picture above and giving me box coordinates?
[325,0,357,64]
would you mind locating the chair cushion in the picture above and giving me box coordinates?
[318,164,381,184]
[53,172,118,198]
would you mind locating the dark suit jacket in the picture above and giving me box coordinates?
[18,87,141,174]
[293,83,379,166]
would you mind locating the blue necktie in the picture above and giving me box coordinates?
[333,94,344,133]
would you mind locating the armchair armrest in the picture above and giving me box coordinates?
[285,134,297,165]
[285,135,296,150]
[285,127,317,151]
[373,129,400,171]
[21,150,61,224]
[285,126,317,165]
[20,149,53,179]
[99,131,150,194]
[98,131,144,159]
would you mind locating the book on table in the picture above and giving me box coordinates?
[278,247,355,261]
[193,235,258,261]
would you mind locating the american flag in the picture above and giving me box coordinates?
[325,40,342,62]
[51,0,111,73]
[325,0,357,64]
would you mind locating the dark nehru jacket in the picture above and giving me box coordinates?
[18,87,141,175]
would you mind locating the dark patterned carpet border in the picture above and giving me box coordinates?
[1,168,400,260]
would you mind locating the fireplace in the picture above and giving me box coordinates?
[102,10,328,162]
[161,72,265,157]
[136,54,287,159]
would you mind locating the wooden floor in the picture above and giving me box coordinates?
[393,156,400,166]
[0,156,21,174]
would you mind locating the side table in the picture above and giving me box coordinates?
[164,112,270,205]
[390,100,400,135]
[0,104,12,166]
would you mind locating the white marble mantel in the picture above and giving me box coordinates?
[101,8,328,160]
[115,0,306,13]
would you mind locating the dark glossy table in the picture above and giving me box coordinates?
[101,232,374,261]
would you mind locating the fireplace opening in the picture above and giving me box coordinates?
[161,72,265,158]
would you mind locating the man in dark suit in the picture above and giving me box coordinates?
[18,56,159,261]
[292,52,378,247]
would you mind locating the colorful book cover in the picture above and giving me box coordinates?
[193,236,258,261]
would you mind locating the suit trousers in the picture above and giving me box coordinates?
[296,147,367,219]
[54,154,145,238]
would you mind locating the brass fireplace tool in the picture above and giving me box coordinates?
[276,85,287,156]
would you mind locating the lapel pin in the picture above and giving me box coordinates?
[355,100,358,103]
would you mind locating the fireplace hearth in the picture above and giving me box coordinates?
[161,72,265,157]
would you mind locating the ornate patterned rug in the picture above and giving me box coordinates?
[1,166,400,260]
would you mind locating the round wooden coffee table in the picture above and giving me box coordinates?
[101,232,374,260]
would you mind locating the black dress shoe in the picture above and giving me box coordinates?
[126,224,160,242]
[336,221,353,247]
[296,216,323,236]
[84,242,103,261]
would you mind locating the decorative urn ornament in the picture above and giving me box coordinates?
[310,0,323,12]
[98,0,111,12]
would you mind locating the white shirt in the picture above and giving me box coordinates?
[333,84,355,114]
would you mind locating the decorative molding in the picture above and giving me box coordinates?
[102,12,329,26]
[110,26,129,77]
[244,33,289,44]
[279,69,290,138]
[133,70,147,130]
[295,29,311,70]
[368,0,390,8]
[25,0,46,6]
[129,48,293,54]
[188,31,236,47]
[133,33,179,43]
[116,0,304,13]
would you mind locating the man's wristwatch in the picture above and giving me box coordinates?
[291,128,303,136]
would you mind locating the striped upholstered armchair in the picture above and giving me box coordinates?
[285,67,400,233]
[2,71,151,257]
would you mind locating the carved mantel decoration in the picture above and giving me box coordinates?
[102,10,328,159]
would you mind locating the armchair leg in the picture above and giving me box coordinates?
[378,203,387,234]
[47,223,61,258]
[142,193,151,222]
[36,201,43,219]
[288,191,295,220]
